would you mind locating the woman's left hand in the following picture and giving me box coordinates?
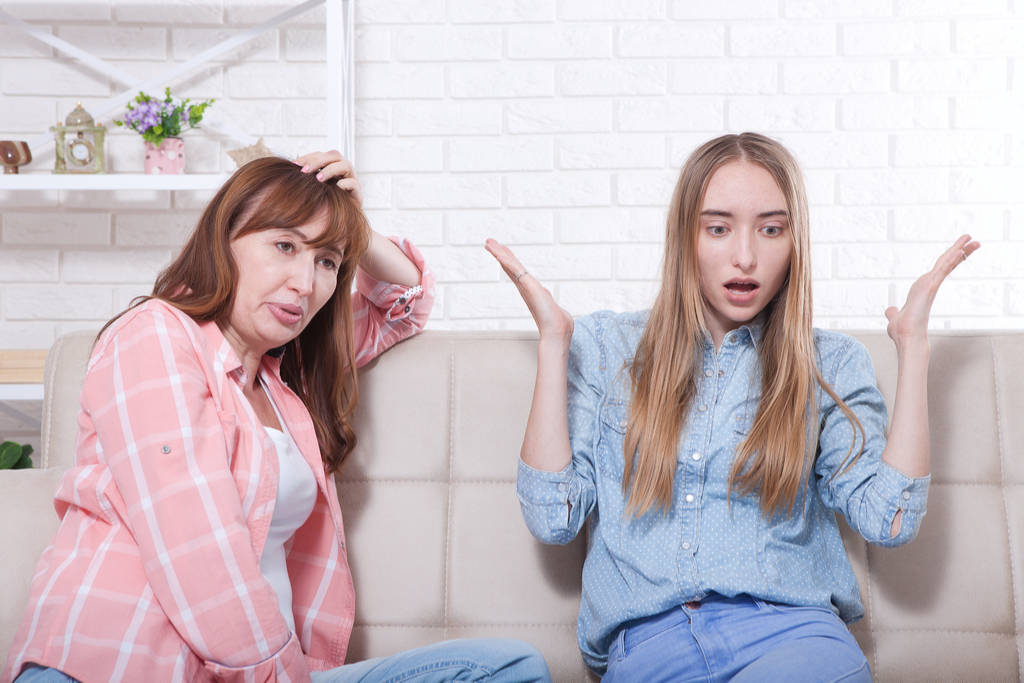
[884,234,980,346]
[294,150,362,206]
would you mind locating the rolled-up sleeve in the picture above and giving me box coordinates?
[352,236,436,367]
[815,338,930,548]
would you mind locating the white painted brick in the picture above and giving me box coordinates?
[897,206,999,244]
[896,0,1010,16]
[208,100,284,136]
[817,316,888,331]
[893,131,1005,166]
[562,63,666,96]
[223,0,324,24]
[4,0,110,20]
[670,133,732,166]
[559,281,658,315]
[811,244,832,279]
[896,280,1003,316]
[0,321,55,351]
[508,26,613,60]
[803,170,836,206]
[937,242,1022,279]
[1007,283,1024,314]
[282,28,324,62]
[784,61,890,95]
[355,0,443,23]
[355,65,444,100]
[952,168,1024,203]
[114,283,155,310]
[106,135,147,174]
[170,190,217,210]
[841,95,949,129]
[0,190,59,208]
[508,101,612,134]
[507,174,611,208]
[813,281,889,316]
[843,21,949,56]
[0,250,58,282]
[729,98,834,131]
[945,315,1024,329]
[616,169,678,206]
[4,285,113,320]
[114,0,223,24]
[0,25,52,58]
[449,138,553,173]
[1012,209,1024,241]
[64,249,172,283]
[776,132,888,169]
[359,174,392,210]
[418,246,500,282]
[560,208,666,243]
[953,95,1023,128]
[448,210,553,245]
[228,64,327,98]
[447,283,530,319]
[451,64,554,99]
[617,244,663,280]
[618,24,723,58]
[731,23,835,57]
[3,60,109,97]
[355,27,391,63]
[362,211,444,246]
[673,0,777,20]
[449,0,553,24]
[124,62,223,99]
[955,20,1024,54]
[354,138,442,173]
[562,0,665,21]
[497,245,613,279]
[810,207,888,243]
[835,243,938,278]
[897,58,1007,92]
[173,27,279,62]
[0,97,57,134]
[672,61,777,95]
[785,0,893,18]
[395,103,502,136]
[395,27,501,62]
[560,135,665,170]
[285,101,327,137]
[356,102,393,137]
[4,213,111,245]
[115,212,198,246]
[58,26,166,61]
[59,190,170,210]
[619,98,724,132]
[838,169,948,205]
[394,176,501,209]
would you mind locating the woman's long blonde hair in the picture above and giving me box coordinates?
[623,133,864,519]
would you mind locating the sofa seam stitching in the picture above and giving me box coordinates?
[42,336,64,469]
[443,340,454,640]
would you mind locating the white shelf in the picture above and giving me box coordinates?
[0,384,44,401]
[0,173,229,191]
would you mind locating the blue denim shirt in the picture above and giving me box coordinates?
[517,310,929,674]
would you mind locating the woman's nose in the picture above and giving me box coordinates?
[732,230,757,269]
[289,257,315,296]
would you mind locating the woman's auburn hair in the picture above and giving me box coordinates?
[99,156,371,475]
[623,132,865,519]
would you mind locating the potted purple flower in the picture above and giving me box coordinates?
[115,87,214,175]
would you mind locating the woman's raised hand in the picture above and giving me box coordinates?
[884,234,981,347]
[294,150,363,206]
[485,239,574,343]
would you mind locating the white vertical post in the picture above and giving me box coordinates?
[325,0,348,159]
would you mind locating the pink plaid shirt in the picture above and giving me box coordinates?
[5,238,434,683]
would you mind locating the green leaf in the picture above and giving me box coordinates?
[21,443,34,458]
[0,441,21,469]
[13,453,33,469]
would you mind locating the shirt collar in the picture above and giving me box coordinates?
[198,319,284,386]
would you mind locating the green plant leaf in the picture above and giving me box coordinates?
[0,441,21,469]
[13,453,33,469]
[21,443,34,458]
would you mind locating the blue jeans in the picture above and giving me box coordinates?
[15,639,550,683]
[602,594,872,683]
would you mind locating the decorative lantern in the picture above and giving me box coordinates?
[50,103,106,174]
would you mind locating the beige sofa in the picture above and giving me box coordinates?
[2,329,1022,682]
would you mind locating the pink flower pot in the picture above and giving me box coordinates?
[144,137,185,175]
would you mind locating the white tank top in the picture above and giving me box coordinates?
[258,388,318,633]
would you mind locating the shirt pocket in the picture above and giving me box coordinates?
[597,400,630,483]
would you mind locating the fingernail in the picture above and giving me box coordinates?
[316,172,324,181]
[301,164,310,173]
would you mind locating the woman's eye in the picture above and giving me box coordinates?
[709,225,727,236]
[276,241,294,253]
[318,257,339,271]
[762,226,782,236]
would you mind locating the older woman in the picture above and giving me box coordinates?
[4,152,550,683]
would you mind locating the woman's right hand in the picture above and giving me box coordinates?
[485,238,574,343]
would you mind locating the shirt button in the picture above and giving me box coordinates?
[620,419,628,429]
[698,404,707,412]
[161,445,171,454]
[398,297,406,304]
[729,334,738,343]
[704,369,714,377]
[718,370,725,377]
[685,494,695,503]
[404,305,411,313]
[557,483,567,492]
[682,542,691,550]
[692,452,701,461]
[902,491,911,500]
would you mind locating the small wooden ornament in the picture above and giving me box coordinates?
[227,138,275,168]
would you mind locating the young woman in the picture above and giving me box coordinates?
[5,152,550,683]
[486,133,979,682]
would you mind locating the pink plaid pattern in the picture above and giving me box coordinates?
[4,238,434,683]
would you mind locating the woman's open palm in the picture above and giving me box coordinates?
[485,239,574,342]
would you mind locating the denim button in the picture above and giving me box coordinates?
[685,494,695,503]
[698,404,707,412]
[692,452,701,461]
[902,491,911,500]
[704,369,714,377]
[557,483,567,492]
[682,542,691,550]
[620,419,628,428]
[729,334,738,343]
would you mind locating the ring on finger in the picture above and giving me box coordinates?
[513,269,528,281]
[960,249,968,262]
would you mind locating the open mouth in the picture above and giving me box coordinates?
[726,282,758,293]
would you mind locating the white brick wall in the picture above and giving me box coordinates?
[1,0,1022,351]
